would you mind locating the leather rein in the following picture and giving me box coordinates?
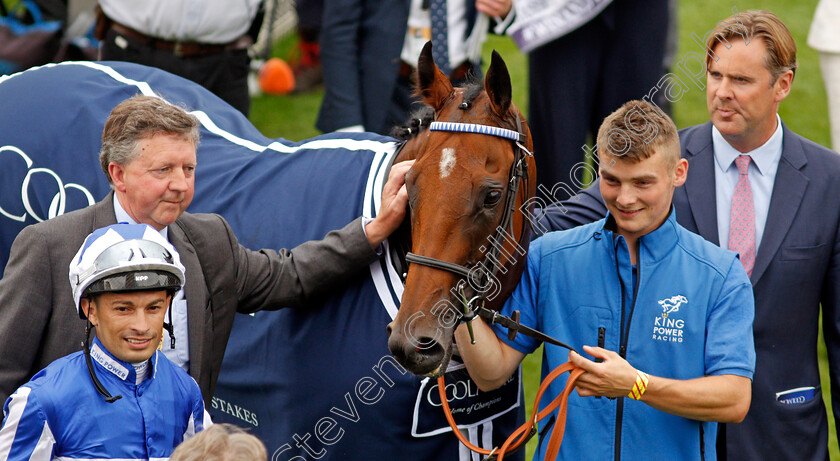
[401,117,584,461]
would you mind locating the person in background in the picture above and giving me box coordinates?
[95,0,264,115]
[808,0,840,152]
[315,0,512,136]
[538,10,840,461]
[170,423,267,461]
[291,0,324,92]
[525,0,670,194]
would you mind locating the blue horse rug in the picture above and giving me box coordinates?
[0,61,524,461]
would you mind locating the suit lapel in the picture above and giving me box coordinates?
[683,123,721,245]
[93,192,119,228]
[167,220,208,384]
[751,124,808,284]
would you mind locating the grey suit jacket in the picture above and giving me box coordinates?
[0,193,379,408]
[541,122,840,461]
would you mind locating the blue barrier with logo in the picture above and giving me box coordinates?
[0,62,524,460]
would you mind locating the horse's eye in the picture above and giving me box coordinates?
[484,190,503,207]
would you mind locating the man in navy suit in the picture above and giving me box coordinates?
[537,10,840,461]
[315,0,511,136]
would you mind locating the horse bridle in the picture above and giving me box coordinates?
[404,116,529,313]
[403,115,574,351]
[399,114,583,461]
[405,118,529,295]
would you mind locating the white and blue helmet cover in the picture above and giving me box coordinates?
[68,223,185,317]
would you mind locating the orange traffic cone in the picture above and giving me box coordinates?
[259,58,295,95]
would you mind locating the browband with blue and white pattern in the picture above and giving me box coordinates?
[430,121,522,142]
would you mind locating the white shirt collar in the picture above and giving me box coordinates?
[113,195,169,240]
[712,114,784,176]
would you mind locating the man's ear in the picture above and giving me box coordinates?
[673,158,689,187]
[108,162,127,193]
[82,298,97,326]
[773,69,794,103]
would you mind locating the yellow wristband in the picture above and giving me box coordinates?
[628,371,650,400]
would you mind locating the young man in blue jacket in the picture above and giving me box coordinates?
[456,100,756,460]
[0,223,210,460]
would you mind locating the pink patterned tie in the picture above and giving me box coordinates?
[729,155,756,276]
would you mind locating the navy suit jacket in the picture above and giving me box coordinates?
[316,0,409,135]
[539,121,840,461]
[315,0,479,135]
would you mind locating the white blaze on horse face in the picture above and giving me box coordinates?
[439,148,456,178]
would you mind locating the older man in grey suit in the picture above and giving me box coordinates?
[0,95,413,410]
[536,10,840,461]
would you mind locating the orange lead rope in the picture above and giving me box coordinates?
[437,361,585,461]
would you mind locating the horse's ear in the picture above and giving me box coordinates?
[417,41,453,111]
[484,50,511,117]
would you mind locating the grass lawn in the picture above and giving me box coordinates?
[248,1,835,459]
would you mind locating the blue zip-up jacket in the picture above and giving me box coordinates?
[495,210,755,461]
[0,337,209,460]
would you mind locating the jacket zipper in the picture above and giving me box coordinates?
[613,241,641,461]
[597,327,606,357]
[596,327,606,399]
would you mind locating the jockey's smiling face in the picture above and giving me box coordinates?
[109,133,197,230]
[83,290,171,363]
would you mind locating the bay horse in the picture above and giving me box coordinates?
[386,43,537,378]
[388,45,582,461]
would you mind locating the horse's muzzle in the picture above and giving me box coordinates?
[386,321,450,376]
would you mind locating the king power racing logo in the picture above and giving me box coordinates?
[652,295,687,343]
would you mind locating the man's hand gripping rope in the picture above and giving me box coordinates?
[443,288,585,461]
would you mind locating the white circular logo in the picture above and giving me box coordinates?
[1,145,95,223]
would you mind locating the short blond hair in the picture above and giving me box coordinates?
[596,100,680,168]
[170,424,267,461]
[705,9,797,82]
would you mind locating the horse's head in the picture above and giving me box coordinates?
[386,43,536,376]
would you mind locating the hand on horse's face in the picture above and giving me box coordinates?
[365,160,415,249]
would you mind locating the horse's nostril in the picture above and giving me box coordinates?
[415,336,439,351]
[388,328,450,376]
[385,324,393,337]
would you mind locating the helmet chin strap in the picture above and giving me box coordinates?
[83,312,123,403]
[163,294,176,349]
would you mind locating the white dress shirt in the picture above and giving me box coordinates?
[713,114,784,251]
[401,0,471,70]
[99,0,262,44]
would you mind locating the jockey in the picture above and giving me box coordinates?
[0,223,211,460]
